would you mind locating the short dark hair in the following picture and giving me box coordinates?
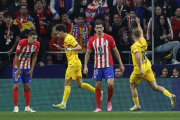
[130,9,136,13]
[76,13,86,19]
[4,11,12,18]
[61,11,68,16]
[28,31,37,36]
[20,5,27,9]
[132,28,140,38]
[20,0,27,3]
[95,21,103,27]
[56,24,67,33]
[114,66,120,70]
[35,0,43,4]
[94,14,104,21]
[113,13,122,18]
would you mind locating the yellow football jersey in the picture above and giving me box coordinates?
[64,34,82,66]
[131,37,151,74]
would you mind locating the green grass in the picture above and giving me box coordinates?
[0,111,179,120]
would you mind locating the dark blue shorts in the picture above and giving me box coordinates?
[92,66,114,81]
[12,67,31,83]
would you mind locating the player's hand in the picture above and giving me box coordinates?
[54,44,62,50]
[64,46,72,51]
[140,69,144,77]
[38,62,44,67]
[136,18,140,24]
[26,69,33,79]
[105,14,110,22]
[120,65,125,73]
[83,66,88,75]
[7,49,13,56]
[13,70,21,78]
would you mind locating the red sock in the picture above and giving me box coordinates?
[13,89,19,106]
[95,89,101,109]
[107,87,114,102]
[24,89,31,106]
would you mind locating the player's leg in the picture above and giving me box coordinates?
[104,66,115,112]
[93,68,103,112]
[12,67,21,113]
[145,68,176,108]
[129,73,142,111]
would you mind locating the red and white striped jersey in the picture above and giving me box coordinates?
[13,39,40,69]
[87,33,116,68]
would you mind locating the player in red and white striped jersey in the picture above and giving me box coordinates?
[83,21,125,112]
[12,31,40,113]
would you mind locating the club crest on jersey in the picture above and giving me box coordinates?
[33,46,37,51]
[103,41,108,45]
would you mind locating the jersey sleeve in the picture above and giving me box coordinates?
[67,36,78,47]
[16,41,24,53]
[109,36,116,48]
[87,37,93,50]
[34,42,40,53]
[131,45,139,54]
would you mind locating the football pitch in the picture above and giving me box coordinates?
[0,111,179,120]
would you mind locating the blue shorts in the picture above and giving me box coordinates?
[12,67,31,83]
[92,66,115,81]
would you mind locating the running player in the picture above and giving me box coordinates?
[52,24,103,110]
[83,21,125,112]
[129,18,176,111]
[13,31,40,113]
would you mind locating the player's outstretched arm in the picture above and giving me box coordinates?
[83,49,92,75]
[136,17,144,37]
[112,47,125,72]
[135,52,144,76]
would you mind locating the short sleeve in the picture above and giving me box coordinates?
[109,36,116,48]
[131,45,139,54]
[67,36,78,47]
[87,37,93,50]
[34,42,40,53]
[16,41,24,53]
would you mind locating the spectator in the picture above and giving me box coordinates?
[50,0,73,22]
[143,0,164,30]
[42,0,52,18]
[163,0,179,20]
[19,29,47,67]
[147,5,173,46]
[0,10,4,22]
[13,0,32,19]
[86,0,109,24]
[154,14,180,64]
[13,5,35,32]
[159,66,171,77]
[132,0,144,29]
[31,0,51,50]
[70,13,91,64]
[0,11,20,64]
[114,66,123,78]
[171,8,180,41]
[8,0,20,17]
[171,66,180,78]
[0,0,9,10]
[109,0,130,25]
[49,25,66,64]
[125,0,136,8]
[74,0,92,15]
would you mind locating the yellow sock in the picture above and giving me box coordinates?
[62,86,71,102]
[81,83,95,93]
[163,90,171,97]
[133,97,139,105]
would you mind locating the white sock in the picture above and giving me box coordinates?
[25,106,29,110]
[14,106,18,108]
[61,101,67,106]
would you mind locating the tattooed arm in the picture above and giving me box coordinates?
[83,49,92,75]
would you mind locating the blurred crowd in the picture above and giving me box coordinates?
[0,0,180,71]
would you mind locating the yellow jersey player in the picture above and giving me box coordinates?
[52,24,103,110]
[129,18,176,111]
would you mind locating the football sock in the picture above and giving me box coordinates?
[95,88,101,109]
[61,101,67,106]
[107,87,114,102]
[81,83,95,93]
[24,89,31,106]
[133,97,139,105]
[25,106,29,110]
[163,90,171,97]
[13,89,19,106]
[62,86,71,102]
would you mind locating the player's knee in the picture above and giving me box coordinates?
[24,84,30,90]
[151,86,158,91]
[77,84,81,88]
[108,82,114,88]
[14,84,20,89]
[95,84,101,89]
